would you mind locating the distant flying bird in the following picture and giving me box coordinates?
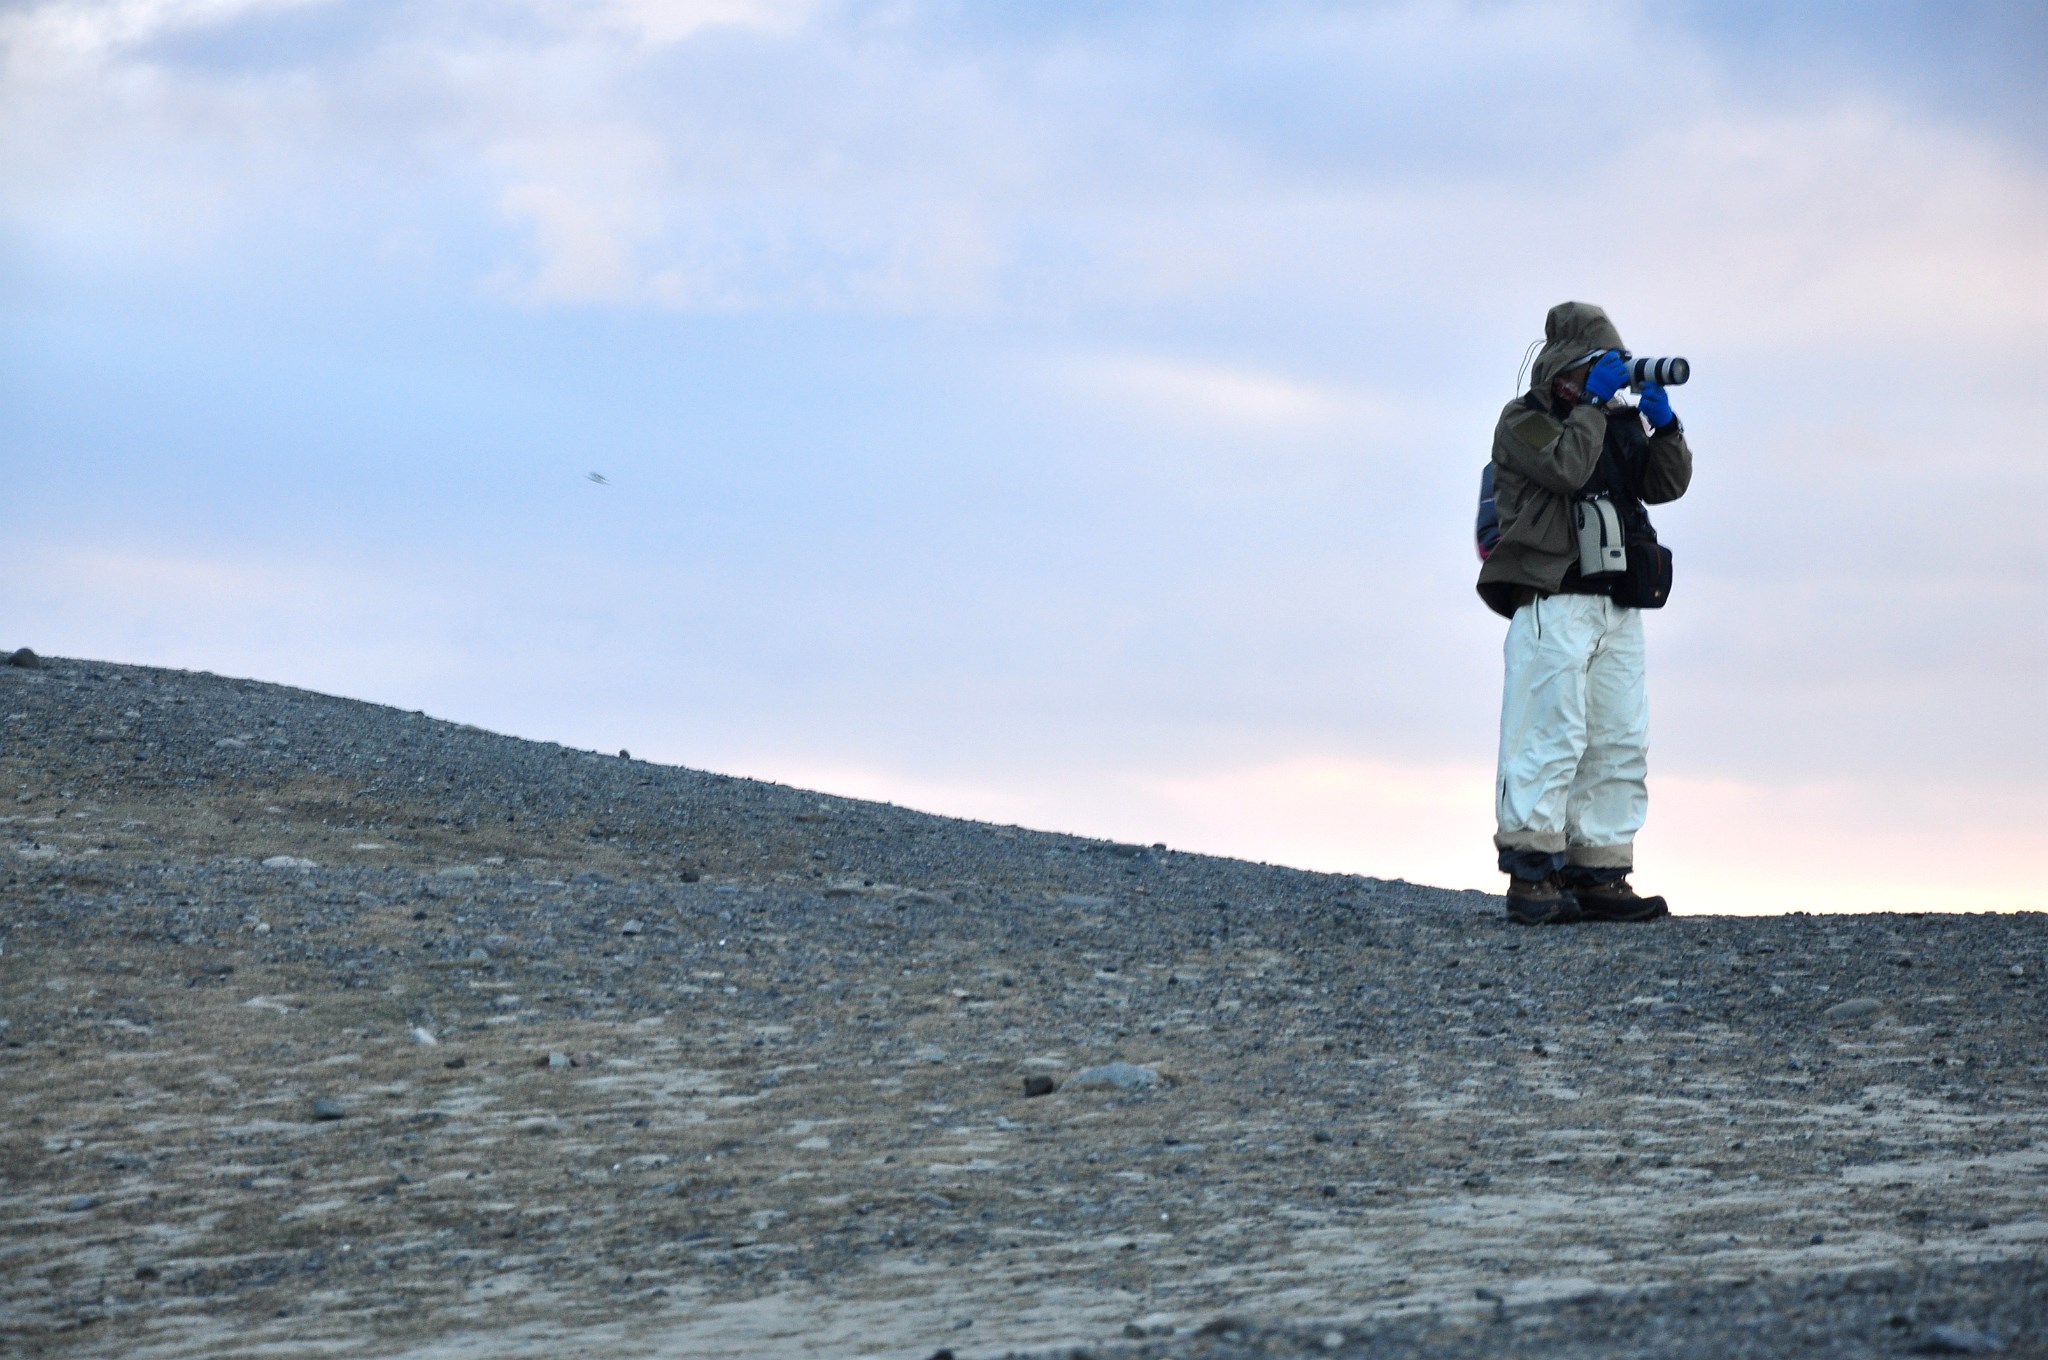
[586,472,609,485]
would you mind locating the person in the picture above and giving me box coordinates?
[1477,302,1692,924]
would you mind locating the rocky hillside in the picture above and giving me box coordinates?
[2,654,2042,1359]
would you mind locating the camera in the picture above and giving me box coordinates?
[1622,353,1689,388]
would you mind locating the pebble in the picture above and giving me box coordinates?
[1824,997,1885,1025]
[620,919,644,936]
[572,872,609,886]
[1064,1062,1161,1092]
[1057,894,1113,907]
[545,1052,572,1068]
[411,1028,438,1045]
[438,865,482,880]
[261,855,317,870]
[466,948,491,962]
[1022,1074,1058,1098]
[310,1098,348,1121]
[1321,1330,1347,1350]
[1918,1323,2005,1354]
[62,1194,97,1212]
[214,737,246,749]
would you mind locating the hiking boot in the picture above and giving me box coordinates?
[1505,874,1580,925]
[1571,876,1669,922]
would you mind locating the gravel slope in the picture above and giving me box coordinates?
[1,655,2042,1359]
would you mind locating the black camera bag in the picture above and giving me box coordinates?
[1612,502,1672,609]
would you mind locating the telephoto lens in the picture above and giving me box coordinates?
[1626,355,1689,388]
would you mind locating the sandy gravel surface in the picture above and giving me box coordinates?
[1,656,2042,1359]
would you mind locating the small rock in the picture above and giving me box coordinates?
[261,855,317,870]
[572,872,610,886]
[545,1052,572,1069]
[1022,1074,1058,1098]
[133,1266,159,1281]
[7,648,41,669]
[1322,1330,1348,1350]
[466,948,491,962]
[1057,894,1112,907]
[214,737,246,749]
[62,1194,97,1212]
[1064,1061,1161,1092]
[443,1056,467,1070]
[1824,997,1885,1025]
[437,865,482,880]
[620,919,644,936]
[619,749,631,759]
[2010,965,2026,979]
[411,1028,437,1045]
[309,1098,348,1122]
[1123,1323,1146,1338]
[1917,1324,2005,1354]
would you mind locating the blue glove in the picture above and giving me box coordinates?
[1638,382,1675,429]
[1583,350,1629,403]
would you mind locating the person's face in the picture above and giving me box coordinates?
[1553,359,1593,403]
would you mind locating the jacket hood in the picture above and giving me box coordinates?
[1530,301,1625,391]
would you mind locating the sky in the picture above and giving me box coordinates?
[3,0,2045,913]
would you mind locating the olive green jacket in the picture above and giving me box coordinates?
[1477,302,1692,618]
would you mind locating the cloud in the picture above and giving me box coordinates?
[563,0,820,46]
[1061,353,1369,433]
[489,124,669,303]
[0,0,332,58]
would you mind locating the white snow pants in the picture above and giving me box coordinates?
[1494,593,1647,870]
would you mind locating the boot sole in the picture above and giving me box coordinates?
[1506,901,1582,926]
[1576,897,1669,922]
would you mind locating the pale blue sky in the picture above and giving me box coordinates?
[4,1,2044,910]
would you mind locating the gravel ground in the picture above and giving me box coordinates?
[1,655,2042,1360]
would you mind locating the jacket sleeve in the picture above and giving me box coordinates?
[1639,422,1692,505]
[1492,401,1606,495]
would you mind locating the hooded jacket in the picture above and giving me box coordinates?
[1477,301,1692,618]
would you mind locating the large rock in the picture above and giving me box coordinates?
[1064,1062,1162,1092]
